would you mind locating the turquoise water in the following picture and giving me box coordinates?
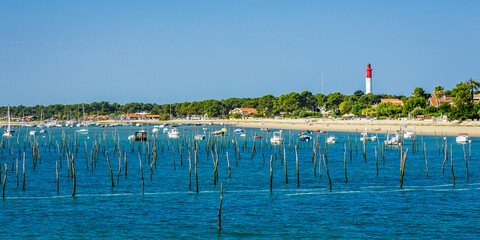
[0,125,479,239]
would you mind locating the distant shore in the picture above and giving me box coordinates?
[162,118,479,137]
[5,118,480,136]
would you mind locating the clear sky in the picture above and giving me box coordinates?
[1,1,479,106]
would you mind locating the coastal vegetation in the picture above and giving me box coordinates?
[1,79,479,121]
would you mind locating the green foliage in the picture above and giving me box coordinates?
[410,107,423,117]
[351,103,368,115]
[325,92,344,110]
[376,102,402,118]
[354,90,364,97]
[438,103,452,114]
[339,101,353,114]
[423,106,438,115]
[450,102,477,120]
[1,83,479,121]
[403,97,427,112]
[452,83,471,105]
[412,87,429,98]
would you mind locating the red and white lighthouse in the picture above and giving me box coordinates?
[366,63,372,94]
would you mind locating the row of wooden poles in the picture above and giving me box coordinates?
[0,127,474,231]
[0,128,473,194]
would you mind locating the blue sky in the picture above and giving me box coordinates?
[1,1,479,106]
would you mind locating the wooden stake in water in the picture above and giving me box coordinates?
[218,183,223,231]
[195,151,199,194]
[423,143,428,176]
[2,163,7,198]
[22,152,25,190]
[463,144,469,180]
[295,146,299,187]
[139,153,144,194]
[323,154,331,190]
[343,143,347,183]
[284,148,288,184]
[56,161,59,194]
[106,152,114,188]
[188,150,192,189]
[399,149,408,189]
[375,146,378,175]
[313,148,317,177]
[16,157,18,186]
[442,141,448,173]
[450,144,455,186]
[270,155,273,192]
[124,151,128,178]
[226,152,231,178]
[71,155,76,196]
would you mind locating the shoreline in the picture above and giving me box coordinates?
[5,118,480,136]
[165,118,480,136]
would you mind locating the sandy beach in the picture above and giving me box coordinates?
[165,118,480,137]
[8,118,480,136]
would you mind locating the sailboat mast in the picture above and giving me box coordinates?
[7,106,11,132]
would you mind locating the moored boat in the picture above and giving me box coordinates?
[456,133,471,143]
[326,136,337,144]
[299,135,312,141]
[212,130,224,136]
[168,128,180,138]
[234,128,244,134]
[270,131,283,144]
[194,134,206,140]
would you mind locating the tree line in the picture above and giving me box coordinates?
[1,79,479,121]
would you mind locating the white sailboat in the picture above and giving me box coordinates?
[76,105,88,134]
[360,117,377,141]
[3,106,12,137]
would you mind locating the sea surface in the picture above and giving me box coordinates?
[0,124,479,239]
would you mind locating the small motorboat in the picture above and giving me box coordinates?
[220,128,228,132]
[404,131,415,139]
[240,133,246,137]
[360,131,377,142]
[456,133,471,143]
[234,128,244,134]
[76,128,88,134]
[29,131,36,136]
[299,135,312,141]
[253,135,262,139]
[270,131,283,144]
[402,126,415,139]
[134,130,147,141]
[260,128,270,132]
[168,128,180,138]
[194,134,206,140]
[40,129,46,134]
[384,133,401,145]
[326,136,337,144]
[212,131,224,136]
[152,128,159,133]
